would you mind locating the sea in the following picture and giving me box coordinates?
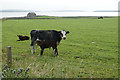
[0,11,118,18]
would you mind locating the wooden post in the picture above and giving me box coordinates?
[7,46,12,66]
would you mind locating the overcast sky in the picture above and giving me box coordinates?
[1,0,120,11]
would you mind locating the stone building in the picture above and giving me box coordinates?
[27,12,36,18]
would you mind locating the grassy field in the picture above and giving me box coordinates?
[2,16,118,78]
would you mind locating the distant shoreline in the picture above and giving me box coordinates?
[1,16,117,20]
[0,11,118,19]
[2,16,56,20]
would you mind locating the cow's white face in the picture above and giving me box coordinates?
[61,30,69,40]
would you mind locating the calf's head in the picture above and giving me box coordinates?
[59,30,69,40]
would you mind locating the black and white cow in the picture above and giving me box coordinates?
[30,30,69,56]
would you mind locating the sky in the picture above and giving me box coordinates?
[0,0,120,11]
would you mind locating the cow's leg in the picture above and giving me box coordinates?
[31,43,36,54]
[31,46,34,54]
[31,37,36,54]
[55,48,58,55]
[40,48,44,56]
[52,47,58,56]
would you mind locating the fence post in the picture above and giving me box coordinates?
[7,46,12,66]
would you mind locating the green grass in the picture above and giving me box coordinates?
[2,17,118,78]
[35,16,59,19]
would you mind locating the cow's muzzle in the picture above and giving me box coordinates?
[63,37,66,40]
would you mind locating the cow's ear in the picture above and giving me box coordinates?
[66,31,69,34]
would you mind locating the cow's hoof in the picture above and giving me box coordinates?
[54,54,58,56]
